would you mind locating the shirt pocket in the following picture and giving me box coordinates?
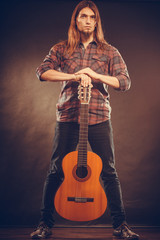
[61,53,81,73]
[91,54,109,74]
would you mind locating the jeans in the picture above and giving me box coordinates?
[40,120,126,228]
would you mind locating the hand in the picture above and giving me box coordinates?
[75,73,93,87]
[75,67,99,81]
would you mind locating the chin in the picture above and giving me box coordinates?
[82,30,93,36]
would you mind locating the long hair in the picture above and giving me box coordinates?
[66,0,108,56]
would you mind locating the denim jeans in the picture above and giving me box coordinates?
[40,120,126,228]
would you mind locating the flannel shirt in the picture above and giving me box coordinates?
[36,41,131,125]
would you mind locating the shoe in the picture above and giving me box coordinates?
[113,223,140,239]
[30,223,52,239]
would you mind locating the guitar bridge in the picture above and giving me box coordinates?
[67,197,94,203]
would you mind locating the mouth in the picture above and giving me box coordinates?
[84,26,92,30]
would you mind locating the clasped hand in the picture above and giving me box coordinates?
[74,67,99,87]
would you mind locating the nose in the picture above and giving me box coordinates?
[86,16,91,24]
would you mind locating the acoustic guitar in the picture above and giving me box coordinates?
[54,84,107,221]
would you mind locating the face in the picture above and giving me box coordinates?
[76,7,96,35]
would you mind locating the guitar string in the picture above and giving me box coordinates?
[76,104,88,201]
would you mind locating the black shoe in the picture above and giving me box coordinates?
[30,223,52,239]
[113,223,139,239]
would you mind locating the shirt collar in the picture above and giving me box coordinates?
[78,39,97,48]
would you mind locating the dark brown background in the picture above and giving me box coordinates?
[0,0,160,227]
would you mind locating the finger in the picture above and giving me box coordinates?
[75,68,89,76]
[81,74,92,87]
[85,75,92,86]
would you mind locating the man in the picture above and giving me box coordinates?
[31,1,139,239]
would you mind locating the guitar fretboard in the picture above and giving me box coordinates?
[78,103,88,167]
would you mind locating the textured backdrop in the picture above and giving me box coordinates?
[0,0,160,227]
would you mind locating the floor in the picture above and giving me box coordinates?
[0,226,160,240]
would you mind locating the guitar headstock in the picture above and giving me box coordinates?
[78,84,91,104]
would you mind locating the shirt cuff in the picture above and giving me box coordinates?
[115,74,131,91]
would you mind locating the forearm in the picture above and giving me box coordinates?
[41,69,76,82]
[95,73,120,89]
[75,68,120,89]
[40,69,92,87]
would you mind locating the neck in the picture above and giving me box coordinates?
[78,101,89,167]
[80,32,94,48]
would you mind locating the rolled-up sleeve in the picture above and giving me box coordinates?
[36,45,61,81]
[110,47,131,91]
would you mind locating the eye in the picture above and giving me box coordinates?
[80,14,86,19]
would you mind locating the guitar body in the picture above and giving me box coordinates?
[54,151,107,222]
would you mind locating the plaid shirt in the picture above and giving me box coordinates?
[36,41,131,125]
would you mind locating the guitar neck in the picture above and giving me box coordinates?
[78,102,89,167]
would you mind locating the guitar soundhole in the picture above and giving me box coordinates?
[73,165,91,182]
[76,166,88,179]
